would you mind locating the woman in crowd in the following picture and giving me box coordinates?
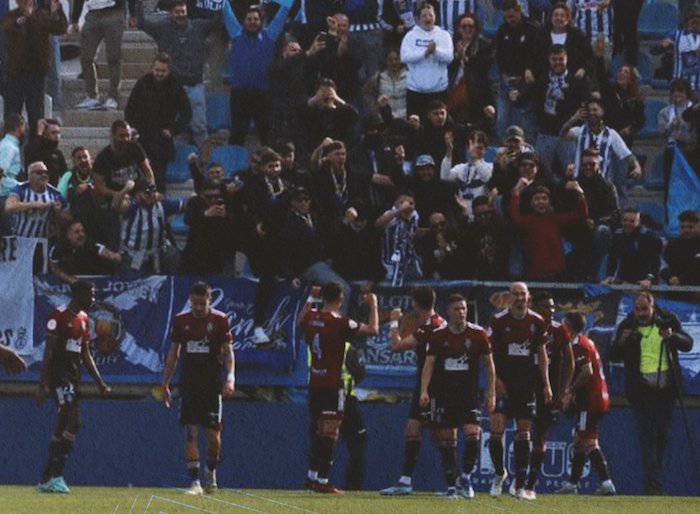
[363,48,408,119]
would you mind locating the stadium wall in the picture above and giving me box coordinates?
[1,399,699,495]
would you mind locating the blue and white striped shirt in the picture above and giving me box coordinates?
[121,199,182,258]
[9,182,65,239]
[673,29,700,92]
[572,0,613,45]
[439,0,478,35]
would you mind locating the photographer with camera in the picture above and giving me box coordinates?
[609,291,694,495]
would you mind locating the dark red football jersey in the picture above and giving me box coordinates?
[544,320,572,395]
[170,308,232,389]
[301,310,359,389]
[489,309,547,370]
[413,313,447,375]
[427,322,491,390]
[572,335,610,413]
[46,306,91,386]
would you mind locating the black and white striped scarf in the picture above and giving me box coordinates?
[383,209,421,286]
[544,70,568,116]
[575,123,612,179]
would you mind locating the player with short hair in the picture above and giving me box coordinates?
[419,294,496,498]
[162,282,235,495]
[300,282,378,494]
[380,286,446,495]
[556,312,616,495]
[525,291,574,498]
[488,282,552,500]
[37,280,111,494]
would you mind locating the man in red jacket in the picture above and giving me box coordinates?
[509,177,587,280]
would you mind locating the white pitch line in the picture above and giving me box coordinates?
[172,488,270,514]
[225,489,320,514]
[111,503,120,514]
[151,496,220,513]
[143,495,154,514]
[472,498,519,514]
[128,496,139,514]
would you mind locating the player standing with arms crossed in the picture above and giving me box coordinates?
[488,282,552,500]
[556,312,616,495]
[162,282,235,495]
[380,286,446,495]
[300,283,378,494]
[419,294,496,498]
[525,291,574,497]
[37,280,111,493]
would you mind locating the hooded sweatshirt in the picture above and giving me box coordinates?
[400,23,453,93]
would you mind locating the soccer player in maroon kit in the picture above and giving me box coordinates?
[162,282,235,495]
[488,282,552,499]
[380,286,447,495]
[556,312,616,495]
[37,280,111,494]
[419,294,496,498]
[525,291,574,498]
[300,282,379,494]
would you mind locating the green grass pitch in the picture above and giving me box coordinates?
[2,487,700,514]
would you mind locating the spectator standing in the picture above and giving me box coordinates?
[49,220,121,283]
[137,0,218,147]
[415,211,461,279]
[223,0,289,145]
[494,0,540,138]
[407,99,468,168]
[509,177,588,280]
[606,207,663,286]
[2,0,67,134]
[610,291,694,495]
[73,0,137,110]
[305,78,360,151]
[404,153,454,224]
[447,13,495,132]
[661,210,700,286]
[0,114,26,196]
[363,48,408,119]
[533,45,590,178]
[400,3,453,117]
[571,0,613,54]
[328,201,383,282]
[612,0,644,66]
[660,8,700,95]
[57,147,93,203]
[124,53,192,192]
[24,118,68,187]
[375,191,424,285]
[346,0,384,86]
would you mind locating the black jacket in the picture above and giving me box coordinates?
[531,72,590,136]
[578,173,620,227]
[24,137,68,187]
[661,236,700,285]
[610,308,694,402]
[536,26,595,79]
[596,58,645,146]
[495,19,541,77]
[608,226,663,282]
[311,164,369,224]
[275,209,327,278]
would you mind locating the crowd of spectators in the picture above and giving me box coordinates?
[0,0,699,310]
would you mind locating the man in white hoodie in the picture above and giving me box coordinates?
[400,3,453,118]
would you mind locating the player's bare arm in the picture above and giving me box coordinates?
[563,361,593,410]
[559,342,575,407]
[538,345,553,404]
[357,293,379,336]
[222,341,235,398]
[81,339,110,395]
[0,345,27,375]
[483,353,497,414]
[161,341,182,408]
[389,308,417,352]
[419,355,435,407]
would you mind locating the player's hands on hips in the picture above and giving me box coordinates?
[162,384,172,408]
[223,380,235,398]
[419,392,430,407]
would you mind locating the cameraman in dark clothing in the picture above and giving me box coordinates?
[609,291,694,495]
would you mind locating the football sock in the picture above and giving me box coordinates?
[187,460,200,481]
[43,433,75,481]
[488,433,505,476]
[316,436,336,480]
[42,439,61,482]
[438,446,458,487]
[308,433,320,475]
[462,437,479,476]
[206,460,218,472]
[588,448,610,481]
[526,448,546,490]
[570,450,586,484]
[401,440,421,478]
[514,438,531,489]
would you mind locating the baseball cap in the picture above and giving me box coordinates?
[415,154,435,167]
[505,125,525,141]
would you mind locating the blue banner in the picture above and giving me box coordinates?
[667,145,700,235]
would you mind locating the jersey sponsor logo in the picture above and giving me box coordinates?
[186,339,210,354]
[444,355,470,371]
[311,367,328,376]
[65,338,82,353]
[508,341,530,357]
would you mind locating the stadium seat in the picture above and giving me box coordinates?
[485,145,499,163]
[209,144,250,176]
[638,99,666,139]
[206,93,231,131]
[644,152,667,190]
[636,198,666,228]
[170,213,188,237]
[639,0,678,39]
[483,9,503,38]
[166,143,198,183]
